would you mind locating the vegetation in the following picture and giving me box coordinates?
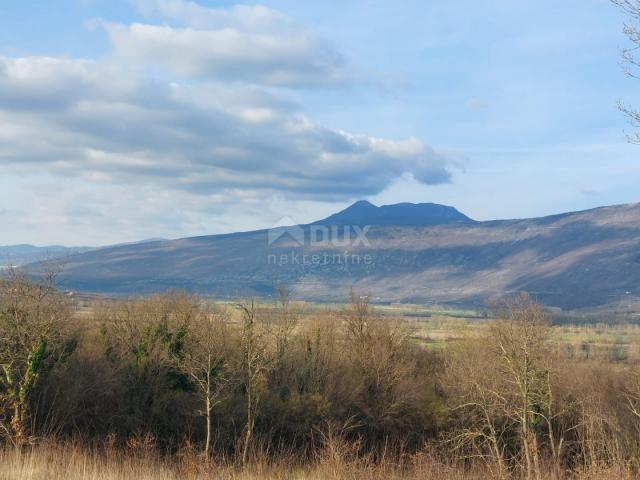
[2,272,640,478]
[613,0,640,143]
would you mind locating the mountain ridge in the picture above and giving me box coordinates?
[313,200,474,227]
[23,200,640,312]
[0,244,94,268]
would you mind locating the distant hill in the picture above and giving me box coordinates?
[26,201,640,312]
[0,238,168,268]
[0,245,93,268]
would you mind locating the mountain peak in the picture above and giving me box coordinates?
[349,200,376,208]
[314,200,474,226]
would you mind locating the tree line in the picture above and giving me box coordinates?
[1,270,640,478]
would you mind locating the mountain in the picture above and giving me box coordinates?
[109,238,169,248]
[0,245,93,268]
[314,200,473,226]
[0,238,168,268]
[26,201,640,312]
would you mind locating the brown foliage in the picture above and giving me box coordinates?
[1,279,640,478]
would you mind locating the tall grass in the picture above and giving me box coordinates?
[0,442,466,480]
[0,443,636,480]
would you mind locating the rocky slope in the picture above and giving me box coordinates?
[28,201,640,311]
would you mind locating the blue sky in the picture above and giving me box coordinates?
[1,0,639,245]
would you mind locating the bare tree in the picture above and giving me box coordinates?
[237,300,271,465]
[445,335,511,478]
[490,294,551,480]
[176,304,232,458]
[344,290,372,346]
[445,294,556,479]
[612,0,640,142]
[270,286,298,395]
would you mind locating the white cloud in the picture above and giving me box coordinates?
[104,21,348,87]
[0,56,452,200]
[99,1,352,87]
[0,1,456,244]
[133,0,291,31]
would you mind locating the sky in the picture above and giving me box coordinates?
[1,0,639,246]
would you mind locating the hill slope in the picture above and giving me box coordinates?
[29,201,640,311]
[0,245,93,268]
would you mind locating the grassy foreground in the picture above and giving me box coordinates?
[0,443,636,480]
[0,443,477,480]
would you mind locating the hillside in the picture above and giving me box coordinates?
[0,245,93,268]
[28,201,640,311]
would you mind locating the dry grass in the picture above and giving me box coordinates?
[0,444,636,480]
[0,444,470,480]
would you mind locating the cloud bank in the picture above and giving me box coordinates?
[0,0,454,243]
